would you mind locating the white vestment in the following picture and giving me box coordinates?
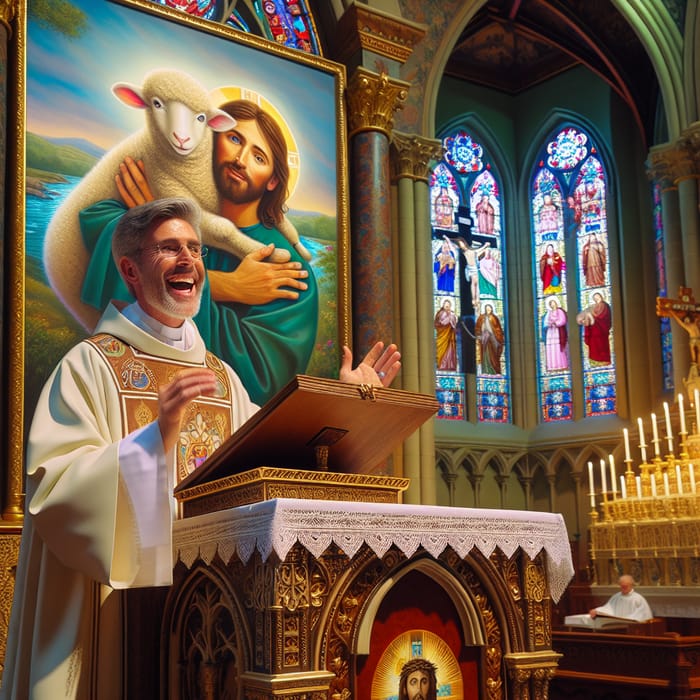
[1,303,258,699]
[564,588,653,628]
[593,589,653,621]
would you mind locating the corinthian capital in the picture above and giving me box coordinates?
[346,68,409,139]
[647,144,688,189]
[391,131,444,182]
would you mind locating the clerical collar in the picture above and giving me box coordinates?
[122,302,195,350]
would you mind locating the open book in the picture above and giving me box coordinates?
[563,612,641,629]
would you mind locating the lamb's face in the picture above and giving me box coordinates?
[113,70,236,160]
[147,94,210,157]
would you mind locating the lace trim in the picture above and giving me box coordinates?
[174,498,574,602]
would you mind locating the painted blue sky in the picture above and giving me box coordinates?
[26,0,339,216]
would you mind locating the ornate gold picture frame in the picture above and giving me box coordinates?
[4,0,350,521]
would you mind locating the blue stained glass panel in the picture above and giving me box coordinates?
[436,373,465,420]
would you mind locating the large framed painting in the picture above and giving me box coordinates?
[8,0,349,506]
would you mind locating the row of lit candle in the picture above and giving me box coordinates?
[587,458,697,508]
[624,392,698,464]
[586,392,700,509]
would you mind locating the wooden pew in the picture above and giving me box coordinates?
[550,627,700,700]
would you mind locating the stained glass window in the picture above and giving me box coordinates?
[653,183,673,389]
[242,0,320,54]
[147,0,226,21]
[430,129,509,422]
[531,126,616,420]
[147,0,321,55]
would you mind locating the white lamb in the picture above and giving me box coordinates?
[43,68,311,332]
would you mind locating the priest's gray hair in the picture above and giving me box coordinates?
[112,196,203,262]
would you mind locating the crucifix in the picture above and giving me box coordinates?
[657,287,700,365]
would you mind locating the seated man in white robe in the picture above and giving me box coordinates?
[564,574,653,628]
[1,197,401,700]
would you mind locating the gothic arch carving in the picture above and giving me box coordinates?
[162,559,252,700]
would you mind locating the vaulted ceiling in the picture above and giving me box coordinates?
[442,0,663,146]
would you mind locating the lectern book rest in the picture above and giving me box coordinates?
[173,375,439,515]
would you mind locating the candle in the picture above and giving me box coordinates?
[651,413,660,456]
[651,474,657,497]
[695,389,700,433]
[638,417,646,445]
[638,417,647,462]
[620,475,627,499]
[679,393,687,434]
[588,461,595,508]
[676,464,683,494]
[623,428,631,462]
[636,475,642,499]
[609,454,617,495]
[664,402,672,439]
[600,459,608,493]
[664,471,670,496]
[691,464,696,494]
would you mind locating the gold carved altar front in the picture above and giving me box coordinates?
[136,488,573,700]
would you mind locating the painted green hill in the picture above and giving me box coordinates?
[26,132,98,178]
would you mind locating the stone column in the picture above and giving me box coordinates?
[390,132,443,503]
[647,146,686,389]
[345,68,409,359]
[679,122,700,292]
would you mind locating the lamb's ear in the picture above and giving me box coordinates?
[112,82,149,110]
[207,109,237,133]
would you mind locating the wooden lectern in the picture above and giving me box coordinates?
[126,377,572,700]
[173,375,437,516]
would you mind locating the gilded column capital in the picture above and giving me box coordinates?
[0,0,16,34]
[390,131,443,182]
[346,68,409,139]
[335,3,427,66]
[647,144,687,190]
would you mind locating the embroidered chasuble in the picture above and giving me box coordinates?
[87,332,235,484]
[1,303,258,700]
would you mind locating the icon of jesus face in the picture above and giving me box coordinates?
[406,670,430,700]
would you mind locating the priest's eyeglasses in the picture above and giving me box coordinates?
[142,242,209,259]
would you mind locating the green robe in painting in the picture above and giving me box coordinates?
[78,199,319,405]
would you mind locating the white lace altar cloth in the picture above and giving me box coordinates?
[173,498,574,602]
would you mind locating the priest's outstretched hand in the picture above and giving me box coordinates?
[339,341,401,387]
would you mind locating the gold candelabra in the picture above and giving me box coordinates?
[587,394,700,587]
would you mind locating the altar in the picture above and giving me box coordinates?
[119,378,575,699]
[128,497,573,699]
